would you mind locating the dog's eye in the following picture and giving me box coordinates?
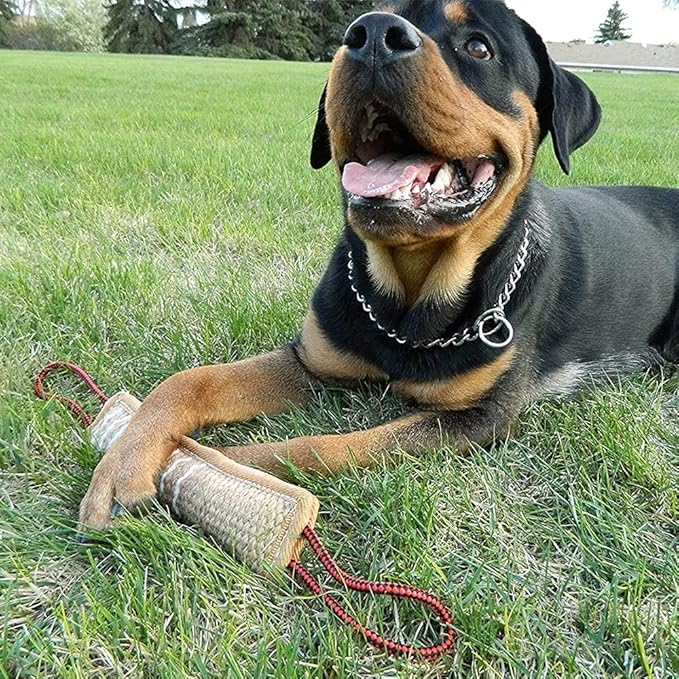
[466,38,492,60]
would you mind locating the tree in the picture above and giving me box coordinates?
[595,1,632,43]
[3,0,102,51]
[247,0,313,61]
[36,0,106,51]
[306,0,373,61]
[0,0,16,46]
[172,10,257,57]
[175,0,315,61]
[104,0,177,54]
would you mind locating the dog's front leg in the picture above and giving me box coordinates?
[218,398,521,478]
[79,346,311,530]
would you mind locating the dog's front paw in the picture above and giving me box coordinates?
[78,446,158,532]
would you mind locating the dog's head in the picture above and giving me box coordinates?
[310,0,601,246]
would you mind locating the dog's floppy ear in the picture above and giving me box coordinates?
[310,84,332,169]
[521,20,602,174]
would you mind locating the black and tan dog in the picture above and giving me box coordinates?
[79,0,679,530]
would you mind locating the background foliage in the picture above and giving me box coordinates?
[0,0,373,58]
[166,0,373,60]
[104,0,177,54]
[2,0,105,51]
[0,0,372,58]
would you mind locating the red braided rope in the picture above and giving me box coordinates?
[33,361,109,426]
[288,525,455,661]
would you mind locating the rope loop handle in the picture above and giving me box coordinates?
[33,361,109,427]
[289,525,455,661]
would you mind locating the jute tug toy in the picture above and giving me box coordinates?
[34,361,456,661]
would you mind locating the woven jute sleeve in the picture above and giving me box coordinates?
[89,392,320,573]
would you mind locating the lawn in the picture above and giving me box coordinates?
[0,50,677,678]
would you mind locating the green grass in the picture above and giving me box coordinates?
[0,50,678,678]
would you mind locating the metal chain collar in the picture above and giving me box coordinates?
[346,221,531,350]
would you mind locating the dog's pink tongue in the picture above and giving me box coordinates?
[342,153,442,198]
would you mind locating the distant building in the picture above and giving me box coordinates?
[547,40,679,70]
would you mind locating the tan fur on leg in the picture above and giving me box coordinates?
[79,346,311,530]
[218,412,431,478]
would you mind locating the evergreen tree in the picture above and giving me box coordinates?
[103,0,390,61]
[306,0,373,61]
[104,0,178,54]
[176,0,314,60]
[172,10,255,57]
[0,0,16,46]
[249,0,312,60]
[595,2,632,43]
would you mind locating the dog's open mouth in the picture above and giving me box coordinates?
[341,103,503,222]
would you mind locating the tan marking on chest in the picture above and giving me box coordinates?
[391,242,445,303]
[394,347,516,409]
[366,239,474,306]
[298,310,386,382]
[365,241,405,299]
[415,232,479,306]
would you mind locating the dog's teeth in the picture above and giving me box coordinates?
[360,118,373,143]
[432,164,453,193]
[431,177,445,194]
[412,184,421,194]
[366,122,389,142]
[387,186,411,201]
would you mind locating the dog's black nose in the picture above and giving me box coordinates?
[343,12,422,68]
